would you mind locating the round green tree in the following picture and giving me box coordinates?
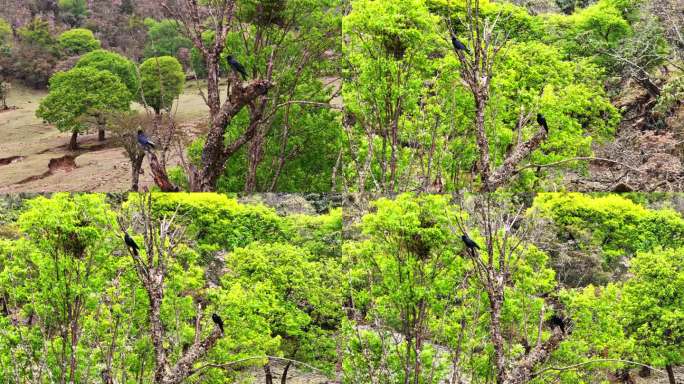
[76,49,139,95]
[36,67,131,149]
[623,248,684,384]
[58,28,101,56]
[139,56,185,114]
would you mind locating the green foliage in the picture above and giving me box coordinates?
[58,0,89,27]
[0,193,341,383]
[58,28,101,56]
[5,18,60,87]
[142,193,287,256]
[344,193,557,383]
[138,56,185,113]
[76,49,139,95]
[142,18,192,60]
[36,66,131,135]
[224,242,343,373]
[18,17,57,49]
[342,0,621,192]
[194,0,343,192]
[622,248,684,369]
[0,194,127,382]
[549,284,635,383]
[543,0,634,67]
[0,19,10,47]
[531,193,684,264]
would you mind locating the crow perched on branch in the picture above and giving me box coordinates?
[124,232,139,256]
[537,113,549,133]
[227,55,248,80]
[461,234,480,250]
[212,313,224,334]
[451,34,471,55]
[137,130,155,151]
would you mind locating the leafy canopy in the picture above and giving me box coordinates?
[57,28,101,55]
[76,49,139,95]
[36,66,131,134]
[139,56,185,113]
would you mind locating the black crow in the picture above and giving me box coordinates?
[537,113,549,133]
[461,234,480,250]
[212,313,224,333]
[137,130,155,150]
[547,314,567,333]
[227,55,248,80]
[451,34,471,55]
[124,232,139,256]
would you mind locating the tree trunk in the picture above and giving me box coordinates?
[131,154,145,192]
[148,279,168,384]
[281,362,291,384]
[245,128,266,193]
[473,95,492,191]
[98,115,106,141]
[666,364,676,384]
[147,152,179,192]
[69,131,79,150]
[264,361,273,384]
[69,314,79,384]
[489,288,506,384]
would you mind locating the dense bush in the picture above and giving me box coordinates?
[57,28,101,55]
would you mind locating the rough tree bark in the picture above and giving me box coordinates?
[147,151,179,192]
[163,0,272,192]
[665,364,676,384]
[97,113,106,141]
[120,195,224,384]
[454,0,549,192]
[453,195,570,384]
[130,154,145,192]
[69,131,79,150]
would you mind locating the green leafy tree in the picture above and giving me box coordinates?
[36,66,132,149]
[342,0,619,193]
[58,0,89,27]
[530,193,684,285]
[0,18,10,47]
[0,194,121,383]
[548,284,635,383]
[224,242,343,380]
[58,28,101,56]
[139,55,185,115]
[142,18,192,60]
[344,194,561,383]
[8,18,60,87]
[623,248,684,384]
[75,49,139,95]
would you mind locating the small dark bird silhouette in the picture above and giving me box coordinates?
[451,34,471,55]
[547,314,567,333]
[212,313,224,333]
[137,130,155,150]
[537,113,549,133]
[124,232,139,256]
[227,55,248,80]
[461,234,480,250]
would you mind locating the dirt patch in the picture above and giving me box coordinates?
[17,171,52,185]
[15,155,77,185]
[48,155,77,172]
[0,156,25,166]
